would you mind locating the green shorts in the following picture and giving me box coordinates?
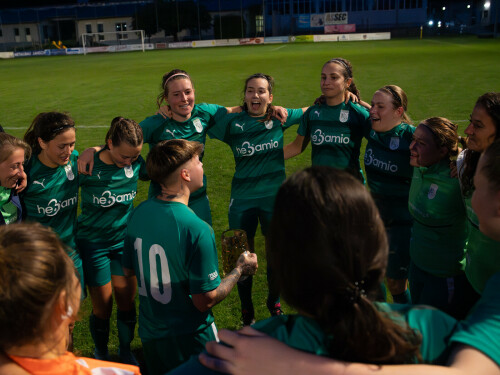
[77,240,125,287]
[373,195,412,280]
[228,195,275,238]
[142,322,218,374]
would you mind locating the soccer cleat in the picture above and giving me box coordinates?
[241,308,255,326]
[269,302,284,316]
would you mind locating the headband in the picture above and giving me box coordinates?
[329,58,352,78]
[384,86,403,108]
[163,73,190,89]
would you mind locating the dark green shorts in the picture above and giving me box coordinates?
[228,195,275,238]
[142,322,218,374]
[78,240,125,287]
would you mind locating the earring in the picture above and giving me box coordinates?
[61,305,73,320]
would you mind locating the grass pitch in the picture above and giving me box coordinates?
[1,36,499,365]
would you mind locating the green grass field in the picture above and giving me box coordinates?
[1,36,499,368]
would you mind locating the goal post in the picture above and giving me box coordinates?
[81,30,145,55]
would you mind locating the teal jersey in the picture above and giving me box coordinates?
[298,102,370,181]
[140,103,226,200]
[169,303,459,374]
[123,199,221,341]
[457,150,500,293]
[364,122,415,197]
[77,150,147,244]
[463,196,500,293]
[408,160,468,277]
[450,272,500,366]
[23,151,79,251]
[208,108,303,199]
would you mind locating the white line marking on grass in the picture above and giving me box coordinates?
[4,125,109,130]
[271,45,287,51]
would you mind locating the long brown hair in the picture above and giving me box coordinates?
[461,92,500,197]
[268,167,422,364]
[105,117,143,147]
[242,73,275,123]
[24,112,75,155]
[418,117,465,162]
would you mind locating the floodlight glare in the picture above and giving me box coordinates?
[438,21,442,28]
[484,1,491,9]
[442,6,446,10]
[467,4,471,8]
[428,20,434,26]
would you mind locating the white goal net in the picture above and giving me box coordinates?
[81,30,145,55]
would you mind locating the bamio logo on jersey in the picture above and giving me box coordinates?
[264,120,273,129]
[208,270,218,281]
[427,184,439,199]
[364,148,398,173]
[93,190,137,207]
[339,109,349,123]
[64,164,75,181]
[389,137,400,150]
[235,140,279,156]
[124,165,134,178]
[37,194,78,217]
[193,118,203,133]
[311,129,350,145]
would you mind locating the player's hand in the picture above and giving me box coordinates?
[157,105,172,119]
[77,147,97,175]
[200,327,294,375]
[272,106,288,125]
[236,251,257,276]
[14,171,27,193]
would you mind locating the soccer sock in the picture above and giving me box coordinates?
[89,313,109,357]
[392,289,412,304]
[266,265,281,310]
[117,308,136,352]
[237,275,254,313]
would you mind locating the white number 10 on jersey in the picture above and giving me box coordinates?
[134,238,172,304]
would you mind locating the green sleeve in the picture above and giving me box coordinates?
[206,112,234,142]
[139,114,167,144]
[297,106,313,136]
[283,108,304,129]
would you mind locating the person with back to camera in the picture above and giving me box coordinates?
[0,133,31,225]
[77,117,149,365]
[407,117,479,319]
[122,139,258,374]
[169,166,461,375]
[0,223,141,375]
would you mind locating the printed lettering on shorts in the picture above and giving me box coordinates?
[235,139,279,157]
[92,190,137,208]
[364,147,398,173]
[36,193,78,217]
[311,128,350,146]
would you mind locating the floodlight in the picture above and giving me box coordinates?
[484,1,490,9]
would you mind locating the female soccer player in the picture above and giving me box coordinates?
[284,58,370,182]
[77,117,148,364]
[0,133,30,225]
[458,92,500,294]
[22,112,83,294]
[364,85,415,304]
[408,117,478,319]
[169,166,460,375]
[0,223,141,375]
[207,73,305,325]
[78,69,249,225]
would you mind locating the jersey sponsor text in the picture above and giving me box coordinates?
[37,194,78,217]
[311,129,350,145]
[92,190,137,207]
[235,140,279,156]
[364,148,398,173]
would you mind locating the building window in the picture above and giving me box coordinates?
[256,15,263,33]
[98,23,104,33]
[86,24,92,33]
[116,22,127,39]
[0,28,3,37]
[14,28,19,36]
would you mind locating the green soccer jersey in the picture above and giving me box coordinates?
[123,199,221,342]
[0,187,18,224]
[77,150,147,244]
[23,151,79,253]
[450,271,500,366]
[364,122,415,197]
[408,160,468,277]
[463,196,500,293]
[208,108,303,199]
[298,102,370,181]
[140,103,226,200]
[169,302,459,374]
